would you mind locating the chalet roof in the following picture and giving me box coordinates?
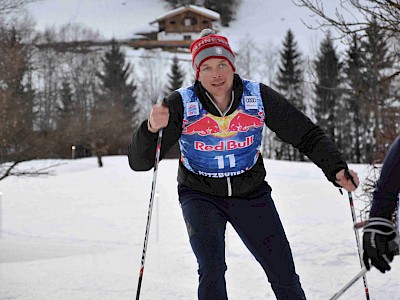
[150,5,220,24]
[134,22,159,35]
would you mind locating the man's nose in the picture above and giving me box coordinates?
[212,69,221,78]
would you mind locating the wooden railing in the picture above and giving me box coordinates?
[128,39,192,50]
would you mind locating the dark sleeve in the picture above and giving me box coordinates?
[261,84,348,184]
[370,136,400,220]
[127,91,183,171]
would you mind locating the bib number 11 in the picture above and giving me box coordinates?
[214,154,236,169]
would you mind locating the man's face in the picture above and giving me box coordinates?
[198,58,234,98]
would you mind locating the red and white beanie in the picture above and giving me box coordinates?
[190,29,236,79]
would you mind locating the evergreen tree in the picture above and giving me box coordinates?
[166,56,185,93]
[164,0,197,8]
[313,32,343,149]
[204,0,237,26]
[274,29,305,161]
[361,19,395,162]
[164,0,180,8]
[94,39,138,158]
[343,34,368,163]
[58,79,74,117]
[97,39,137,114]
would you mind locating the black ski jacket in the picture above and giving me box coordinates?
[128,74,348,197]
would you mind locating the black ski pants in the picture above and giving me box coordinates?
[178,181,306,300]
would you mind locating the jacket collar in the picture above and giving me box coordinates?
[194,74,244,116]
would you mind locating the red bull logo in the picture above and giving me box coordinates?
[226,112,264,133]
[182,116,222,136]
[182,111,264,137]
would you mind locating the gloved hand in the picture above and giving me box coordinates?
[362,217,399,273]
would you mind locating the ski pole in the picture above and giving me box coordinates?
[329,267,368,300]
[331,180,399,300]
[329,235,400,299]
[136,128,163,300]
[347,191,370,300]
[342,169,370,299]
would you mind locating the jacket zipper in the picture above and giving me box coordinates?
[206,91,235,197]
[205,91,234,117]
[227,177,232,196]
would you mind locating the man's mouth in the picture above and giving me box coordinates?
[212,81,225,87]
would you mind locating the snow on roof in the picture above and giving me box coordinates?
[134,22,159,35]
[151,5,220,24]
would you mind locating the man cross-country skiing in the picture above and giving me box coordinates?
[128,29,359,300]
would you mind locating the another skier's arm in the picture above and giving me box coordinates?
[363,137,400,273]
[370,136,400,220]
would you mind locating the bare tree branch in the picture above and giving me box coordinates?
[0,160,64,181]
[0,161,19,181]
[0,0,40,15]
[292,0,400,39]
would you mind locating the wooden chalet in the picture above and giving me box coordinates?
[130,5,221,50]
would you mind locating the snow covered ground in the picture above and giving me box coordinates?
[2,3,398,298]
[0,156,399,299]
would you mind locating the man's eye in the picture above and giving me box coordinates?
[219,63,226,68]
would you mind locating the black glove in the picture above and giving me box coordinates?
[362,217,399,273]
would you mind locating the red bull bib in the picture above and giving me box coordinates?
[178,79,265,178]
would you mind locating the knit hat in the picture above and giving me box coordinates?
[190,29,236,79]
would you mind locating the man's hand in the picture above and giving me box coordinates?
[335,169,359,192]
[147,103,169,133]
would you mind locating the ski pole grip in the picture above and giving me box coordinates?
[344,169,358,188]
